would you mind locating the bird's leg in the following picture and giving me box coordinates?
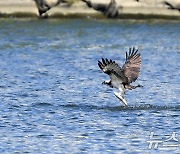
[136,84,143,88]
[114,91,128,106]
[114,87,127,106]
[125,84,143,90]
[102,80,113,88]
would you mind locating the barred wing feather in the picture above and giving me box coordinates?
[98,58,127,82]
[122,47,141,83]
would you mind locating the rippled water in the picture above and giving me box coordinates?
[0,19,179,153]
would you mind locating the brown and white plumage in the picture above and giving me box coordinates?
[123,47,141,84]
[98,47,142,106]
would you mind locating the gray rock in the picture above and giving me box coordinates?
[82,0,120,18]
[34,0,66,17]
[164,1,180,12]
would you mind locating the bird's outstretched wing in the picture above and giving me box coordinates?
[98,58,127,82]
[122,47,141,83]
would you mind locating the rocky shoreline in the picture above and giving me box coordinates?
[0,0,180,20]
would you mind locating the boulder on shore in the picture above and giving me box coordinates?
[0,0,180,19]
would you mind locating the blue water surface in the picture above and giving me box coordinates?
[0,18,179,153]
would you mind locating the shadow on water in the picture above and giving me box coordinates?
[58,103,180,112]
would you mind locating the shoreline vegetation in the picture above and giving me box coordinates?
[0,0,180,20]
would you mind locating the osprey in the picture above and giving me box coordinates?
[98,47,142,106]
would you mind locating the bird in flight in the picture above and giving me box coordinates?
[98,47,142,106]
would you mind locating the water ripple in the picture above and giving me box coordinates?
[0,19,179,153]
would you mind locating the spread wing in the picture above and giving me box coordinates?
[98,58,127,83]
[122,47,141,83]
